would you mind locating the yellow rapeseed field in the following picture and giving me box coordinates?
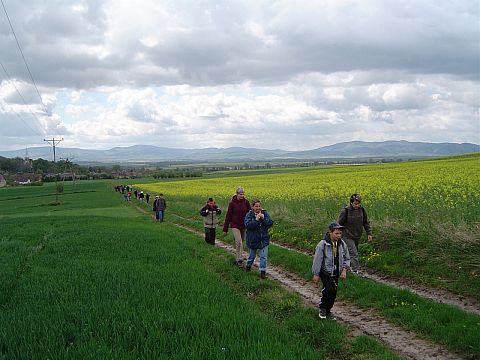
[139,154,479,224]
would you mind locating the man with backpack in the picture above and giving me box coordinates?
[153,194,167,222]
[337,193,373,274]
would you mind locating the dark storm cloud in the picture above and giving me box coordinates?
[0,0,477,89]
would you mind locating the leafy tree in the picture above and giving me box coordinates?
[33,158,52,173]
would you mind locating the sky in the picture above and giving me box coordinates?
[0,0,479,151]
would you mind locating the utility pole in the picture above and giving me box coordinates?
[44,137,63,203]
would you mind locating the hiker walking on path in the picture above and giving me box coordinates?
[153,194,167,222]
[200,197,222,245]
[312,222,350,320]
[223,186,251,267]
[337,193,372,274]
[244,199,273,279]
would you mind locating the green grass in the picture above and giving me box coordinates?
[155,194,480,300]
[141,199,480,358]
[0,181,400,359]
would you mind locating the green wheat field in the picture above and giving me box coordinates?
[1,154,479,359]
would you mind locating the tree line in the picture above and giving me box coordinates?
[0,156,88,175]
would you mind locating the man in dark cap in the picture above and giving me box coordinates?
[312,222,350,320]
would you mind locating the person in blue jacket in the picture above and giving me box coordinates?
[244,199,273,279]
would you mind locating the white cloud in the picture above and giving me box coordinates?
[244,21,278,46]
[65,104,89,115]
[0,0,478,151]
[0,80,38,105]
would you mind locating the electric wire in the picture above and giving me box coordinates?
[0,72,43,138]
[0,60,45,136]
[1,0,50,116]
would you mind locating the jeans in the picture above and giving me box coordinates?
[246,246,268,271]
[156,210,164,222]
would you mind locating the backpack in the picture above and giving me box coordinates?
[338,205,366,224]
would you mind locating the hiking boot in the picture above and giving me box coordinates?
[244,264,251,272]
[327,312,337,320]
[260,271,266,279]
[319,308,327,319]
[236,260,244,268]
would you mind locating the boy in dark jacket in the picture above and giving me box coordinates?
[244,199,273,279]
[200,197,222,245]
[312,222,350,319]
[337,193,372,273]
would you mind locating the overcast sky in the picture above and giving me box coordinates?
[0,0,478,151]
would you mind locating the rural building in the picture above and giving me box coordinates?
[14,173,41,185]
[59,172,75,181]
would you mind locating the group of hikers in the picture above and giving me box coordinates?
[114,185,167,222]
[202,187,372,319]
[114,185,151,203]
[117,184,372,320]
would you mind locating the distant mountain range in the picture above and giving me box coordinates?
[0,141,478,164]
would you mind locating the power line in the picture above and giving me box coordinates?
[0,72,43,137]
[1,0,50,116]
[0,60,45,136]
[10,110,42,137]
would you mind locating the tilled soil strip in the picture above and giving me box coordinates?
[135,208,462,360]
[172,213,480,316]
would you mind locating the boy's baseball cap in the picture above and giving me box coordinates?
[329,222,345,230]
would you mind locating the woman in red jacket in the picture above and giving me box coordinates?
[223,186,251,267]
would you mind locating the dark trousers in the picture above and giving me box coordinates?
[204,228,216,245]
[319,272,339,313]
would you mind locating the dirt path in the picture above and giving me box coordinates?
[169,220,462,360]
[355,268,480,316]
[270,239,480,316]
[134,206,467,359]
[169,213,479,316]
